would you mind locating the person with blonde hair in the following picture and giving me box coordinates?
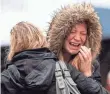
[8,21,47,61]
[48,2,109,94]
[1,21,57,94]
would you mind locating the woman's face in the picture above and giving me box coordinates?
[64,23,87,55]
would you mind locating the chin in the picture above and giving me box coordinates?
[70,50,79,55]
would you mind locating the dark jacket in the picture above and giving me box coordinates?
[67,60,110,94]
[1,48,57,94]
[1,48,109,94]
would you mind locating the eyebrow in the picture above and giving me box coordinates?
[80,30,87,32]
[72,29,87,32]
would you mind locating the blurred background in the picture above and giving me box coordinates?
[0,0,110,90]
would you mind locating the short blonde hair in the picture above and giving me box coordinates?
[8,21,47,61]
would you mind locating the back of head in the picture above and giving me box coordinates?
[8,21,47,61]
[48,3,102,60]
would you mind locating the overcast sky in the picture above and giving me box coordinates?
[0,0,110,45]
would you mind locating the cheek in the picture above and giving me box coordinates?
[68,35,73,40]
[64,39,69,49]
[64,40,68,47]
[82,36,87,44]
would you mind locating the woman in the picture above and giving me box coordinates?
[48,3,109,94]
[1,21,57,94]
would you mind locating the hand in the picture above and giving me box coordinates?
[78,46,92,77]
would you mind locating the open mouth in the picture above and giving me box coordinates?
[69,42,80,48]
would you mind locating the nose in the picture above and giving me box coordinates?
[74,33,80,41]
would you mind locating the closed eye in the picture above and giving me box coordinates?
[71,29,76,33]
[81,31,87,35]
[81,33,87,35]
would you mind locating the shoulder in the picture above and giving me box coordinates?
[92,59,100,69]
[1,64,21,82]
[91,59,101,83]
[92,59,100,70]
[1,64,23,92]
[92,59,101,74]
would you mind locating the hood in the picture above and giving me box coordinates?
[11,47,56,62]
[9,48,57,76]
[48,3,102,59]
[5,48,57,90]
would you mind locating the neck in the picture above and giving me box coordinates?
[62,51,71,63]
[62,50,78,63]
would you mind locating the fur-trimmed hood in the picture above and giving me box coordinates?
[48,3,102,59]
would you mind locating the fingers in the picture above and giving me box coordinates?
[79,52,84,62]
[80,46,92,61]
[72,62,79,70]
[78,46,92,77]
[81,46,91,57]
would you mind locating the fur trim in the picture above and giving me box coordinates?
[48,3,102,59]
